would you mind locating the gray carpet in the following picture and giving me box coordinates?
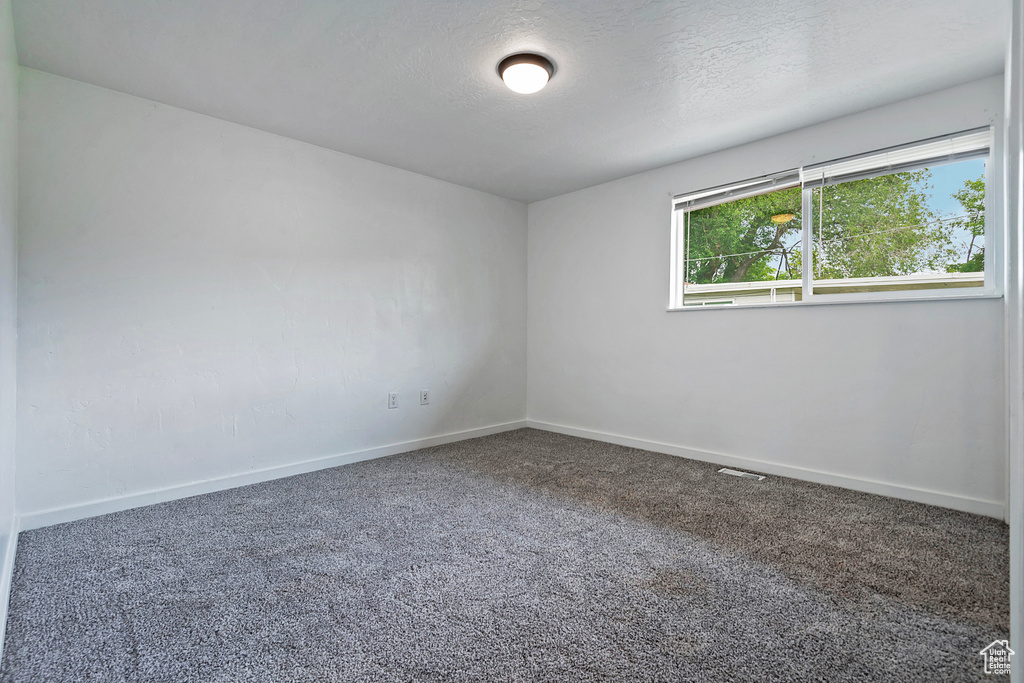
[0,428,1009,682]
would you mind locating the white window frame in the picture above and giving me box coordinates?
[669,126,1002,310]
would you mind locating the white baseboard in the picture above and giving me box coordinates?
[19,420,527,531]
[0,517,19,667]
[17,416,1003,529]
[526,420,1005,519]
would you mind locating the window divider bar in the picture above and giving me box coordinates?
[671,126,993,310]
[801,187,813,301]
[669,202,680,308]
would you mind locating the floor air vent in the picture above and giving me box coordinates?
[718,467,766,481]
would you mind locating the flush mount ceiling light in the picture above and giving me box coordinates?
[771,213,796,223]
[498,53,555,95]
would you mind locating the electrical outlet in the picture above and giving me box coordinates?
[420,389,429,405]
[388,392,398,409]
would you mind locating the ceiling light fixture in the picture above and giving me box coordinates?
[771,213,796,223]
[498,53,555,95]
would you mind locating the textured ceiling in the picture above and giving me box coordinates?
[11,0,1009,203]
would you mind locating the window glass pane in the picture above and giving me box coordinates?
[682,185,802,306]
[810,158,985,295]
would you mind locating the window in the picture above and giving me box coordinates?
[669,127,995,308]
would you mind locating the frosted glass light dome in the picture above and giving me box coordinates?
[498,53,555,95]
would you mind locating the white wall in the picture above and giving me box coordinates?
[0,0,15,526]
[16,69,527,518]
[0,0,16,660]
[528,76,1007,516]
[1005,0,1023,671]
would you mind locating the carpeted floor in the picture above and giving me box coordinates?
[0,428,1009,682]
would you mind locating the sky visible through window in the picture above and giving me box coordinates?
[683,157,986,287]
[926,158,984,217]
[916,158,985,272]
[811,157,986,281]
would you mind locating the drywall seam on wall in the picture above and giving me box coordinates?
[527,420,1005,519]
[19,420,527,531]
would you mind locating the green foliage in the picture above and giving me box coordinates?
[684,186,802,284]
[813,170,940,279]
[683,168,986,285]
[945,177,985,273]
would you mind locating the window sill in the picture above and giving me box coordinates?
[666,291,1003,312]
